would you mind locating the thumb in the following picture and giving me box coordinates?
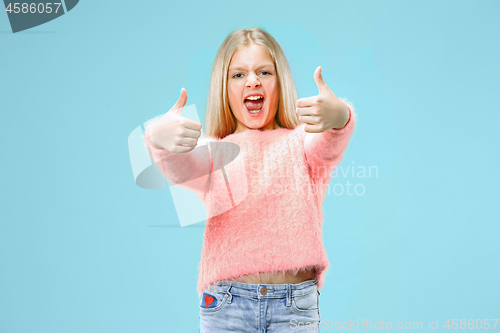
[171,88,188,114]
[314,66,327,94]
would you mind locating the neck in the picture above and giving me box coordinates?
[234,118,280,134]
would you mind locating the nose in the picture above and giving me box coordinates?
[246,73,261,88]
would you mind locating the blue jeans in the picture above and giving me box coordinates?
[198,279,321,333]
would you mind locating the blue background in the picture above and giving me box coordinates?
[1,0,499,332]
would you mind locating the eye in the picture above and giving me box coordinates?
[232,73,243,78]
[260,71,271,75]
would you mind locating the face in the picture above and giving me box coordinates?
[227,43,280,134]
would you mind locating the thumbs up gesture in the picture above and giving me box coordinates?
[296,66,350,133]
[149,88,203,153]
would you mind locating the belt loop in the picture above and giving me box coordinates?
[286,283,291,307]
[226,283,233,303]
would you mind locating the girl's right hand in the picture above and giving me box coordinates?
[149,88,203,153]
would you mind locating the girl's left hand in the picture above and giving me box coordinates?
[296,66,350,133]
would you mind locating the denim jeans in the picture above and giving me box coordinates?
[198,279,320,333]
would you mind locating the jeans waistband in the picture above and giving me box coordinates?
[208,279,318,299]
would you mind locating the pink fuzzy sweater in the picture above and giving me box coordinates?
[143,98,356,297]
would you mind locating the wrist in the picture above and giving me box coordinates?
[331,103,350,130]
[148,124,164,150]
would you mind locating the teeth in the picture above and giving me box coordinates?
[246,95,263,100]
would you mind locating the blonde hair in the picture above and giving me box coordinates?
[205,27,301,139]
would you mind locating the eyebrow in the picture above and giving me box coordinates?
[228,64,275,71]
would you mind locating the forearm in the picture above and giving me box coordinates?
[303,98,356,178]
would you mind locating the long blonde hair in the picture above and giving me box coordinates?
[205,27,301,139]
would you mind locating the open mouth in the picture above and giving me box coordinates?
[243,95,265,115]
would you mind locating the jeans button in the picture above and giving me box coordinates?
[260,287,267,295]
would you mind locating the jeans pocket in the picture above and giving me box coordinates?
[199,289,229,313]
[291,291,320,313]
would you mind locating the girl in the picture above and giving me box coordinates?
[144,27,356,333]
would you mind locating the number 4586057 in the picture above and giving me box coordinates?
[5,3,62,14]
[444,319,498,330]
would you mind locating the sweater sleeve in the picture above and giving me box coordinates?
[142,118,213,199]
[300,98,356,183]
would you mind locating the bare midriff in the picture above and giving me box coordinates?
[228,267,316,285]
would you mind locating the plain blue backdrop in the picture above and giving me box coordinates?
[1,1,499,332]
